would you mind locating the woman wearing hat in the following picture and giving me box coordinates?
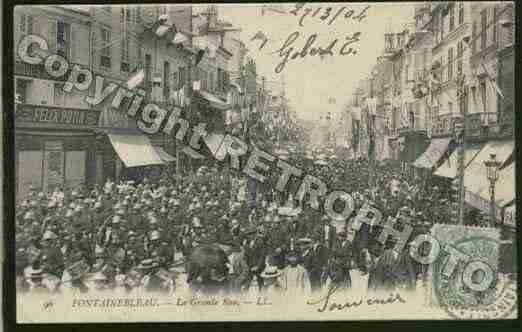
[280,250,310,297]
[259,265,283,296]
[28,266,51,294]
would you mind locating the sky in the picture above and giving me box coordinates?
[66,3,414,122]
[209,3,415,122]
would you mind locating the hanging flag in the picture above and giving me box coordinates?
[482,63,504,99]
[194,49,205,67]
[155,25,171,37]
[172,32,188,44]
[400,102,410,128]
[127,69,145,90]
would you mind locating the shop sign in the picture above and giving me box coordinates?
[16,104,100,126]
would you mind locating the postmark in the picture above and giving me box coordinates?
[428,225,517,319]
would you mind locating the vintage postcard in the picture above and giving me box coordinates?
[10,2,517,323]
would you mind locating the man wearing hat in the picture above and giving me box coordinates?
[138,258,166,293]
[61,258,91,294]
[244,227,268,292]
[367,236,400,291]
[303,230,329,292]
[226,241,249,293]
[40,229,65,278]
[328,231,354,289]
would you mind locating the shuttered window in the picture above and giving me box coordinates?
[447,47,453,81]
[100,27,111,69]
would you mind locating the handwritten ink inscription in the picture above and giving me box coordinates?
[289,3,371,27]
[307,284,406,312]
[275,31,361,73]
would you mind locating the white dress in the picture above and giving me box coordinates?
[280,265,311,297]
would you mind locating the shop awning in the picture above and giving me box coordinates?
[412,137,451,169]
[434,144,483,178]
[196,91,229,110]
[462,140,514,210]
[108,133,164,167]
[154,146,176,163]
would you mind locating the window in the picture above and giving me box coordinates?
[120,33,129,72]
[448,102,453,115]
[457,41,463,76]
[481,9,487,50]
[492,6,497,45]
[100,27,111,69]
[480,81,487,113]
[56,21,70,59]
[145,54,152,92]
[440,13,445,41]
[16,78,30,104]
[159,6,167,16]
[53,83,64,105]
[471,22,477,54]
[458,2,464,25]
[120,6,132,23]
[449,4,455,31]
[163,61,170,100]
[19,14,33,36]
[179,67,187,89]
[447,48,453,81]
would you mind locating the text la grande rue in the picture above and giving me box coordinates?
[175,297,272,306]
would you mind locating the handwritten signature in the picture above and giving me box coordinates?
[306,284,406,312]
[274,31,361,73]
[289,3,371,27]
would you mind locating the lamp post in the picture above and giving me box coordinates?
[484,153,501,227]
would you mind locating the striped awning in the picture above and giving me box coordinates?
[412,138,451,169]
[108,133,164,167]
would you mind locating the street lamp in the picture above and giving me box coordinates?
[484,153,501,226]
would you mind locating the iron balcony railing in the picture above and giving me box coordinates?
[430,112,514,139]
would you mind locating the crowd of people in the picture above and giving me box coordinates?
[15,157,489,297]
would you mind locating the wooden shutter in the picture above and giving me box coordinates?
[48,19,57,54]
[70,24,76,63]
[27,14,33,34]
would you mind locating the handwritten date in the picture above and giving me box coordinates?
[289,3,371,27]
[275,31,361,73]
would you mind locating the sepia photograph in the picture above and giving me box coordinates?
[7,2,517,323]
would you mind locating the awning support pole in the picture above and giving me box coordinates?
[456,75,468,225]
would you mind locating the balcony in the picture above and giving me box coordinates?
[15,61,67,81]
[431,112,514,139]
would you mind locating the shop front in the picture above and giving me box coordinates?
[15,104,100,199]
[454,140,515,226]
[95,107,168,184]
